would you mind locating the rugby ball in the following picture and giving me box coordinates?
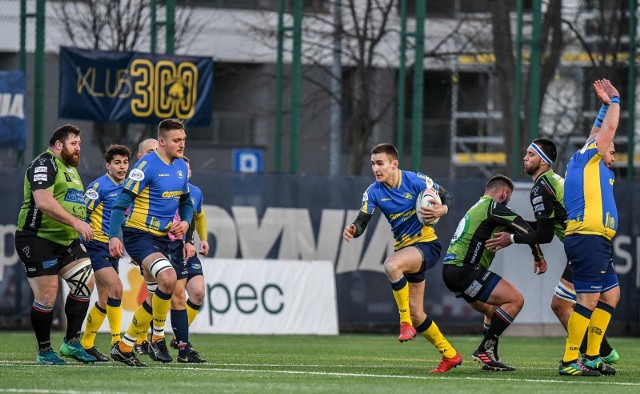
[416,188,442,226]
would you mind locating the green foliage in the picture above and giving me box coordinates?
[1,332,639,393]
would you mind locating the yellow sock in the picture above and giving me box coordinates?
[186,301,200,326]
[81,303,106,349]
[421,320,457,359]
[563,307,591,362]
[391,278,411,324]
[121,303,154,352]
[106,301,122,346]
[586,306,612,357]
[151,290,172,341]
[136,304,153,344]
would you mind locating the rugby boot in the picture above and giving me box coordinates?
[178,349,207,364]
[59,338,97,363]
[472,349,516,371]
[398,322,417,342]
[83,346,109,362]
[429,352,463,373]
[111,343,147,367]
[134,340,150,356]
[37,348,67,365]
[602,349,620,365]
[582,356,616,376]
[149,338,173,363]
[559,359,601,376]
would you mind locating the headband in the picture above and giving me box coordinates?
[529,143,553,165]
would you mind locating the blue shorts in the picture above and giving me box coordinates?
[85,240,119,273]
[398,240,442,283]
[186,255,203,279]
[123,227,173,263]
[565,234,619,294]
[166,240,189,280]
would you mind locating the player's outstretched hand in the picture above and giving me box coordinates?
[74,220,94,242]
[343,224,356,242]
[594,79,619,105]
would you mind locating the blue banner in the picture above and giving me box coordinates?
[0,71,26,151]
[59,47,213,126]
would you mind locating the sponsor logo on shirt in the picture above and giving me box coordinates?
[85,188,99,200]
[33,174,47,182]
[64,189,85,204]
[34,166,47,173]
[532,196,543,205]
[128,168,145,181]
[534,203,545,212]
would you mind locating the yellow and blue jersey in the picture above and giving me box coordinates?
[564,138,617,240]
[360,170,439,250]
[84,173,124,244]
[123,151,190,236]
[190,183,203,215]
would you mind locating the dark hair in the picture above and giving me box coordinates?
[370,143,398,160]
[486,174,514,192]
[158,119,184,138]
[49,124,81,147]
[105,144,132,163]
[532,138,557,163]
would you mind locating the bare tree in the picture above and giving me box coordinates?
[52,0,196,154]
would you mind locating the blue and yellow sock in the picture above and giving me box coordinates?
[391,276,411,324]
[81,302,106,349]
[563,303,592,363]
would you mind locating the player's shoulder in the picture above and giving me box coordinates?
[29,151,57,172]
[189,183,202,195]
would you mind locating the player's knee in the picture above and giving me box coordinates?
[156,269,177,293]
[110,281,124,299]
[383,257,401,276]
[513,292,525,310]
[61,259,94,300]
[190,288,205,304]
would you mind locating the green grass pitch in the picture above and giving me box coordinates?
[1,332,639,393]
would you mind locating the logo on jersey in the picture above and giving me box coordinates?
[64,189,85,204]
[33,174,47,182]
[534,203,545,213]
[425,176,434,189]
[403,192,412,199]
[532,196,543,205]
[85,188,99,200]
[34,166,47,173]
[177,170,185,178]
[361,192,368,203]
[128,168,145,181]
[64,173,72,182]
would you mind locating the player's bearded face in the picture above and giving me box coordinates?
[60,140,80,167]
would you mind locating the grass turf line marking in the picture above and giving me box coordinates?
[1,361,639,387]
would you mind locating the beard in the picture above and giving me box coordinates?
[61,148,80,167]
[524,164,538,176]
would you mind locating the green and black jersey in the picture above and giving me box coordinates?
[16,150,86,246]
[443,196,543,269]
[513,170,566,244]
